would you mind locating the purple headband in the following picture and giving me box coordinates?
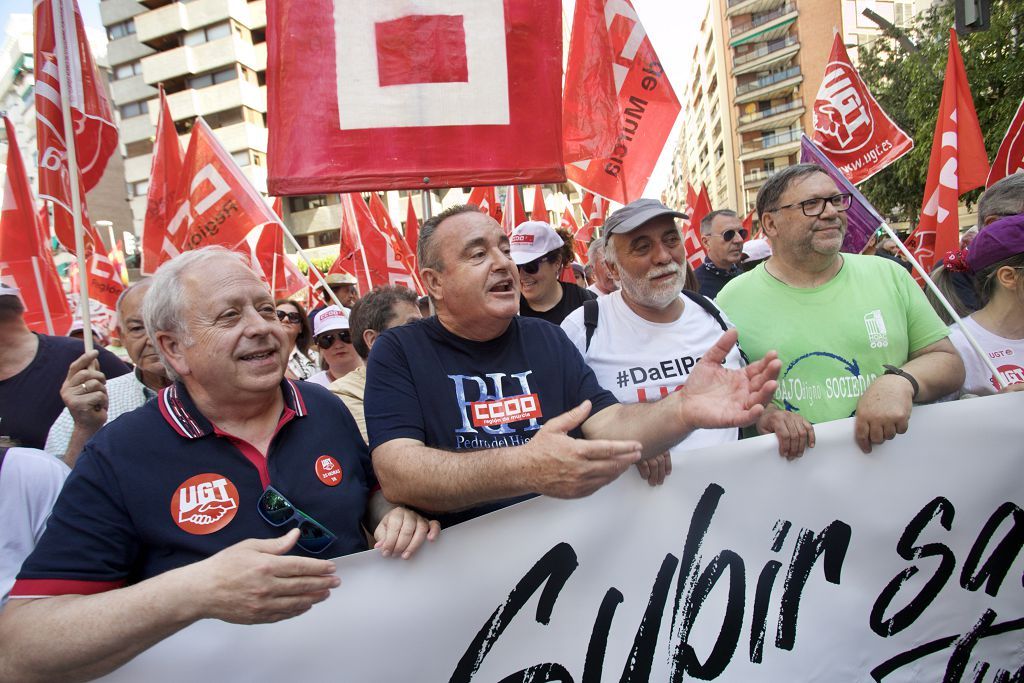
[967,213,1024,273]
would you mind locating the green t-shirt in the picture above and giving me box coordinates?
[717,254,949,424]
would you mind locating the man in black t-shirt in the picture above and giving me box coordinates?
[365,204,782,526]
[0,285,129,449]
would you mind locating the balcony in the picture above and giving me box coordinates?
[733,35,799,75]
[165,80,266,120]
[134,0,261,44]
[737,98,804,132]
[142,35,264,84]
[99,0,145,26]
[110,74,157,105]
[738,129,802,161]
[726,0,788,17]
[735,65,802,104]
[730,3,797,44]
[106,35,155,68]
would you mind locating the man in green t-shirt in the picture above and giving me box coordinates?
[718,164,964,455]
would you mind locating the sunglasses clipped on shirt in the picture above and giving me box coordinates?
[712,228,749,242]
[257,485,336,554]
[276,310,301,324]
[517,253,558,275]
[315,330,352,349]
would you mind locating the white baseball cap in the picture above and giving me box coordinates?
[742,238,772,262]
[509,221,564,265]
[312,305,350,337]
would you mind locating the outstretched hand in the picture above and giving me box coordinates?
[679,329,780,430]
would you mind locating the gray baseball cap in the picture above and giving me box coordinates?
[603,198,688,235]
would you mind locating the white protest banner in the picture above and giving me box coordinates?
[100,393,1024,682]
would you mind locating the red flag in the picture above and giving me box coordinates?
[247,223,306,299]
[467,187,502,222]
[580,191,608,228]
[341,194,420,293]
[565,0,680,204]
[501,186,528,236]
[682,183,711,270]
[368,194,424,293]
[140,85,184,275]
[267,1,564,194]
[159,119,282,264]
[563,0,620,163]
[0,115,73,334]
[741,210,755,237]
[109,239,129,286]
[530,185,548,222]
[812,34,914,185]
[563,209,590,264]
[405,197,419,257]
[911,30,989,276]
[986,95,1024,188]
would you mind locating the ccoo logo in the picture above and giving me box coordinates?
[170,473,239,535]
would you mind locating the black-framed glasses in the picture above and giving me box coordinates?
[770,193,853,217]
[276,310,301,324]
[712,228,749,242]
[315,330,352,348]
[257,485,336,554]
[517,254,557,275]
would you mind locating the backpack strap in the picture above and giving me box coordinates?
[583,298,600,352]
[0,446,9,479]
[681,290,749,364]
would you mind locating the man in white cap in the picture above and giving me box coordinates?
[0,282,128,450]
[510,220,596,325]
[307,305,363,387]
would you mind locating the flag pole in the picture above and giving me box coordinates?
[881,222,1009,390]
[420,190,432,220]
[29,256,56,335]
[271,251,278,296]
[52,0,93,353]
[275,221,344,310]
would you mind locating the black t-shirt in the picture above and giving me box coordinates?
[0,334,130,449]
[519,283,597,326]
[364,316,618,527]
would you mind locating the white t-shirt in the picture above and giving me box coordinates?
[561,291,744,454]
[305,370,333,388]
[948,316,1024,396]
[0,447,70,605]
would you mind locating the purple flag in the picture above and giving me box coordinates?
[799,134,883,254]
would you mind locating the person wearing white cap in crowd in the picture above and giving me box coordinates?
[0,282,129,450]
[510,220,597,325]
[307,305,363,388]
[308,272,359,323]
[586,237,618,296]
[740,237,772,272]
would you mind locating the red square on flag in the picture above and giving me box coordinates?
[267,0,565,194]
[376,15,469,86]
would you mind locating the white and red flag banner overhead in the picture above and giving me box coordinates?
[140,86,184,275]
[368,193,424,293]
[812,34,914,185]
[267,0,564,194]
[986,95,1024,189]
[0,116,73,334]
[338,194,421,294]
[565,0,680,205]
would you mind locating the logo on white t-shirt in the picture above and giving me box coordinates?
[864,310,889,348]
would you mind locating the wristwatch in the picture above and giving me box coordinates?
[882,364,920,402]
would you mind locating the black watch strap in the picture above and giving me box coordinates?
[882,364,919,401]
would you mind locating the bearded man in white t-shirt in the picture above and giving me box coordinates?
[562,198,810,459]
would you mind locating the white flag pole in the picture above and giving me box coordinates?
[29,256,56,335]
[52,0,93,353]
[881,222,1008,390]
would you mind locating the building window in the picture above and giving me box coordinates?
[288,195,329,213]
[231,150,251,167]
[113,61,143,80]
[187,67,237,90]
[107,20,136,41]
[894,2,913,27]
[119,99,149,119]
[315,230,341,246]
[183,21,232,47]
[125,139,154,157]
[128,180,149,197]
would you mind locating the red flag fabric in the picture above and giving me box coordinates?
[580,191,609,228]
[682,183,711,270]
[267,1,564,194]
[741,210,755,236]
[368,194,424,293]
[341,194,420,293]
[109,239,129,286]
[812,34,914,185]
[158,119,282,265]
[501,186,528,236]
[530,185,548,222]
[565,0,680,204]
[467,186,502,222]
[140,86,184,275]
[986,95,1024,188]
[247,223,307,299]
[564,207,590,265]
[0,115,73,334]
[911,30,990,276]
[562,0,620,163]
[405,197,419,257]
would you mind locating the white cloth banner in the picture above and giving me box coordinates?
[101,393,1024,682]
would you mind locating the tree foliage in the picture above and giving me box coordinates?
[856,0,1024,223]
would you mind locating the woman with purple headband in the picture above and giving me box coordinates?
[936,213,1024,396]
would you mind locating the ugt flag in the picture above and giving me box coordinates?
[267,0,564,194]
[986,95,1024,188]
[812,34,913,185]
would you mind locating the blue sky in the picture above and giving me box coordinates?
[2,0,104,36]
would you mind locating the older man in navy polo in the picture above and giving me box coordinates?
[0,247,437,681]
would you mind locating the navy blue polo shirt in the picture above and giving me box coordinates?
[12,379,375,598]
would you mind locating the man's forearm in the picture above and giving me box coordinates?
[582,400,695,460]
[62,424,98,468]
[904,347,966,402]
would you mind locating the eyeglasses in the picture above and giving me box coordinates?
[315,330,352,348]
[517,254,557,275]
[711,228,749,242]
[769,193,853,217]
[257,485,336,554]
[276,310,301,324]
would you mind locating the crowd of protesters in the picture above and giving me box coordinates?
[0,165,1021,680]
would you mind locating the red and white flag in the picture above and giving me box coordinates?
[682,183,711,270]
[565,0,680,204]
[141,85,184,275]
[0,115,73,334]
[501,186,528,236]
[562,210,590,264]
[986,95,1024,188]
[246,223,307,300]
[340,194,420,293]
[405,197,419,258]
[910,30,989,277]
[330,194,363,283]
[530,185,548,222]
[563,0,620,164]
[368,193,424,293]
[467,187,502,223]
[812,34,914,185]
[267,0,564,193]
